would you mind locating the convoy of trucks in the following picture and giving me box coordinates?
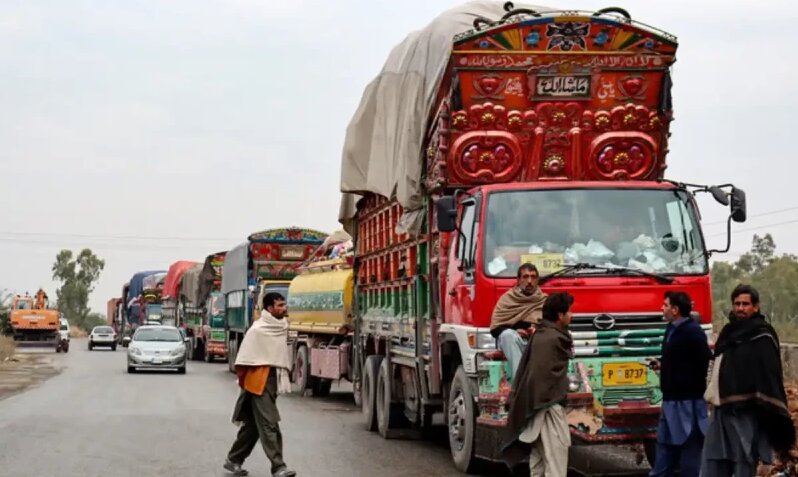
[56,4,755,474]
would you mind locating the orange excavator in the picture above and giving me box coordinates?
[9,288,65,351]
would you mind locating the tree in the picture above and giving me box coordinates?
[0,289,14,335]
[52,249,105,331]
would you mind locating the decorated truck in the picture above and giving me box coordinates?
[221,228,327,372]
[121,270,166,346]
[339,3,747,472]
[193,251,228,362]
[161,260,200,328]
[286,231,355,397]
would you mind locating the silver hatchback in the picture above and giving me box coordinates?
[126,325,188,374]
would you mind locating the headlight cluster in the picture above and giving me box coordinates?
[170,347,185,357]
[129,347,143,356]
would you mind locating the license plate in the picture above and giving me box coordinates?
[602,362,648,386]
[153,358,162,364]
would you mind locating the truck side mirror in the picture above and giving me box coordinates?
[436,196,457,232]
[709,186,730,206]
[731,187,746,223]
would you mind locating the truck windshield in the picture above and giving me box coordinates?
[209,293,226,316]
[146,304,163,322]
[483,188,707,277]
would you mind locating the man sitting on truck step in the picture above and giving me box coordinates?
[490,263,547,379]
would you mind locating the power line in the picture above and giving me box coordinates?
[703,206,798,226]
[0,230,238,242]
[707,218,798,238]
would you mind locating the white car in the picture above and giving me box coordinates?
[127,325,187,374]
[57,318,70,353]
[89,325,117,351]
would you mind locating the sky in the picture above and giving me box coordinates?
[0,0,796,314]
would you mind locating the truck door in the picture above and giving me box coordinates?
[444,197,479,325]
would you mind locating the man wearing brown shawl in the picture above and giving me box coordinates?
[701,284,795,477]
[490,263,547,378]
[501,292,574,477]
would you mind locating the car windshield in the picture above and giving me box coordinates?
[133,328,181,342]
[94,327,113,334]
[483,188,707,277]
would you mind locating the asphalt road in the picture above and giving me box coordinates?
[0,339,650,477]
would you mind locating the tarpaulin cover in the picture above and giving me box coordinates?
[198,251,227,306]
[221,242,249,295]
[126,270,165,311]
[180,264,204,307]
[162,261,200,299]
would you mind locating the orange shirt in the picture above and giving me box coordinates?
[236,365,270,396]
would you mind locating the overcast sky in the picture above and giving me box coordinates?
[0,0,795,314]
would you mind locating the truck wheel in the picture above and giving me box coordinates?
[376,359,408,438]
[292,346,310,393]
[227,340,237,373]
[312,378,332,397]
[448,366,477,473]
[362,355,383,432]
[56,345,62,353]
[63,342,69,353]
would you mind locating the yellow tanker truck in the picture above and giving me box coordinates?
[287,231,355,399]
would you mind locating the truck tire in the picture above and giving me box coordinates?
[448,366,477,473]
[362,355,383,432]
[292,346,310,394]
[63,342,69,353]
[376,358,407,439]
[227,339,238,373]
[312,378,332,397]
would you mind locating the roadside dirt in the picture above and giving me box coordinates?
[0,352,64,402]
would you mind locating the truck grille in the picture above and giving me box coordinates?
[570,313,666,333]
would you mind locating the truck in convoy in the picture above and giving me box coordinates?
[221,228,326,372]
[161,261,200,329]
[120,270,166,346]
[9,289,64,352]
[107,297,122,329]
[338,3,747,471]
[179,262,210,361]
[287,231,355,397]
[193,251,228,362]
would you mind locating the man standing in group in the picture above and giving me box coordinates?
[649,291,712,477]
[502,292,575,477]
[490,263,547,379]
[702,284,795,476]
[223,292,296,477]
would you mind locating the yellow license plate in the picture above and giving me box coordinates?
[602,362,648,386]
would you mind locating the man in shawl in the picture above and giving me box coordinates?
[223,292,296,477]
[501,292,575,477]
[490,263,547,378]
[702,284,795,477]
[649,291,712,477]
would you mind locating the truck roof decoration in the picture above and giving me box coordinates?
[126,270,166,310]
[247,227,327,244]
[339,2,678,230]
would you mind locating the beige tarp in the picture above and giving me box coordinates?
[180,264,204,307]
[338,1,548,233]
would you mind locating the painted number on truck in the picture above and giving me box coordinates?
[602,362,648,386]
[520,253,565,275]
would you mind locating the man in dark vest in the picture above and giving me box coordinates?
[649,291,712,477]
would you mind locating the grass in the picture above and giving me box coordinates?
[0,335,16,362]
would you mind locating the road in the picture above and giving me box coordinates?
[0,339,649,477]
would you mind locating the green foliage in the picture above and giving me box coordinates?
[51,249,105,332]
[711,234,798,342]
[0,289,14,336]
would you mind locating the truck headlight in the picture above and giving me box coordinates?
[467,330,496,350]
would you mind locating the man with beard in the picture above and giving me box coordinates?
[223,292,296,477]
[490,263,547,379]
[501,292,575,477]
[702,284,795,476]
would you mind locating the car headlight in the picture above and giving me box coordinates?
[129,347,143,356]
[467,330,496,350]
[170,347,185,357]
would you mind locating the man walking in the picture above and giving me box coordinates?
[649,291,712,477]
[490,263,547,379]
[223,292,296,477]
[502,292,575,477]
[702,284,795,476]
